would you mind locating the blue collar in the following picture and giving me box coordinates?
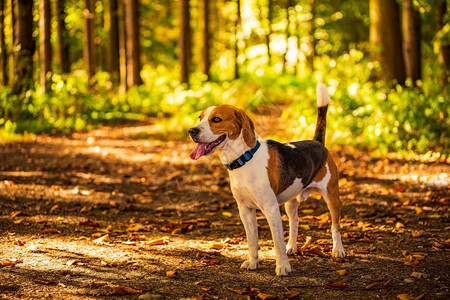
[225,141,261,170]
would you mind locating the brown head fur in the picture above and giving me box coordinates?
[206,105,257,148]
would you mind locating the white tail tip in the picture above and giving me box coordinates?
[316,82,330,107]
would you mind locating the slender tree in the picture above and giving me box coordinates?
[84,0,96,83]
[118,0,127,93]
[201,0,210,80]
[266,0,272,67]
[125,0,142,87]
[234,0,241,79]
[39,0,52,93]
[436,0,449,86]
[55,0,69,73]
[307,0,315,71]
[369,0,406,83]
[0,0,7,85]
[402,0,421,82]
[9,0,15,83]
[179,0,191,84]
[12,0,34,94]
[106,0,120,79]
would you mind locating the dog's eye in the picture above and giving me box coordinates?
[212,117,222,123]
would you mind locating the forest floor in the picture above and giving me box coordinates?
[0,110,449,300]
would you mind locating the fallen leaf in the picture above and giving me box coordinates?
[166,270,178,278]
[326,281,349,289]
[111,285,143,295]
[285,290,300,299]
[352,249,371,254]
[370,277,385,282]
[413,294,425,300]
[79,219,100,227]
[14,239,25,246]
[404,260,422,268]
[209,243,226,250]
[33,278,56,285]
[309,247,328,258]
[299,236,313,253]
[397,294,410,300]
[222,212,233,217]
[299,224,310,230]
[257,292,278,299]
[10,211,23,218]
[41,228,62,234]
[411,231,424,237]
[336,269,349,276]
[2,259,23,266]
[227,287,253,295]
[365,282,380,289]
[395,222,406,229]
[93,234,109,245]
[147,237,169,246]
[381,280,394,288]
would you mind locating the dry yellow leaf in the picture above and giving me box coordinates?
[397,294,410,300]
[336,269,349,276]
[166,270,178,278]
[395,222,406,229]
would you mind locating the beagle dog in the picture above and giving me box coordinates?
[188,83,345,276]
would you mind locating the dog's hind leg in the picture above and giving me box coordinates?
[321,159,345,258]
[285,197,300,255]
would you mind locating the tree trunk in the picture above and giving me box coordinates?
[179,0,190,84]
[125,0,142,87]
[0,0,7,85]
[283,0,295,74]
[201,0,210,80]
[84,0,96,83]
[55,0,69,73]
[266,0,272,67]
[234,0,241,79]
[39,0,51,93]
[402,0,421,82]
[307,0,315,72]
[106,0,120,79]
[369,0,406,84]
[12,0,34,94]
[436,0,449,86]
[118,0,127,93]
[9,0,15,83]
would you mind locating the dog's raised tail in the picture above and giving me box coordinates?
[313,82,330,144]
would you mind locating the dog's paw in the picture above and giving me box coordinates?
[286,242,297,255]
[275,260,291,276]
[241,259,258,270]
[332,247,346,258]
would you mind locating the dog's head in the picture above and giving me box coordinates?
[188,105,256,160]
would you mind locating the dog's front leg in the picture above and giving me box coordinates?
[237,204,259,270]
[261,202,292,276]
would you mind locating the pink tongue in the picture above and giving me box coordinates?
[190,143,208,160]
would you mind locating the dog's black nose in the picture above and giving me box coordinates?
[188,128,200,136]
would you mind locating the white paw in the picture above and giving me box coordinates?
[275,260,291,276]
[332,247,346,258]
[241,259,258,270]
[286,242,297,255]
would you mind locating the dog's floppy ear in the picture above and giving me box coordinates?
[235,109,256,148]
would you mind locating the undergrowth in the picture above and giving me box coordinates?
[0,51,448,154]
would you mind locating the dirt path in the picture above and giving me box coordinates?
[0,118,449,300]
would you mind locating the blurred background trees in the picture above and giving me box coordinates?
[0,0,448,153]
